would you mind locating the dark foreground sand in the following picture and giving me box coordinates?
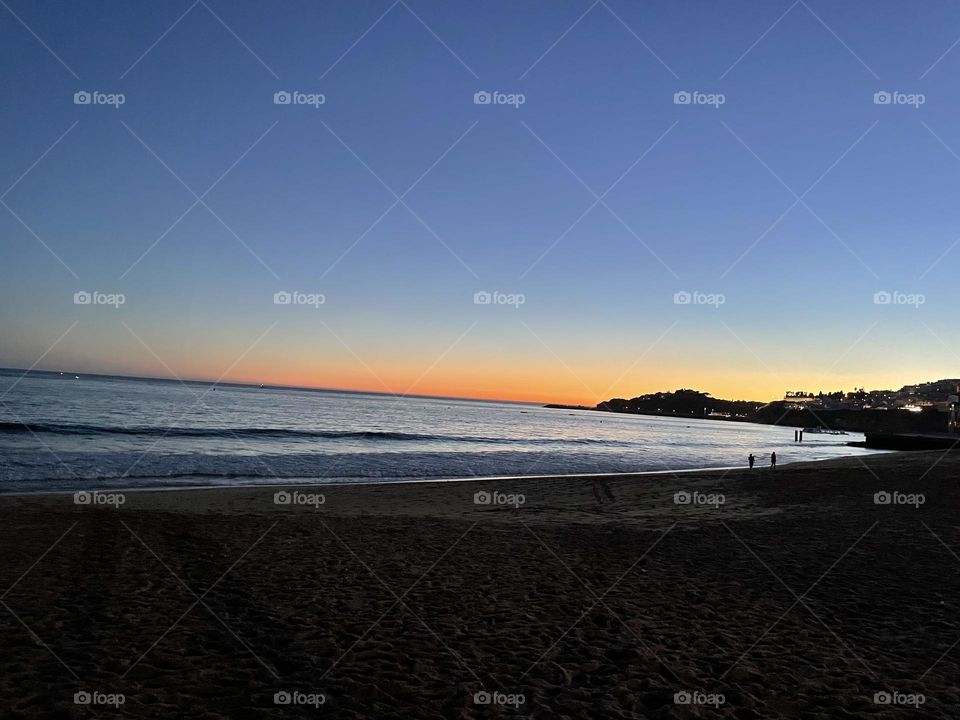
[2,451,959,719]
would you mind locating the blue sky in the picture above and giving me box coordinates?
[2,0,959,403]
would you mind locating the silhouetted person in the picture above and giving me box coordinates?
[748,453,755,469]
[770,451,777,469]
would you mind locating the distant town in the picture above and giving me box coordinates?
[782,379,960,414]
[548,379,960,436]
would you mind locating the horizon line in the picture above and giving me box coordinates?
[0,366,549,407]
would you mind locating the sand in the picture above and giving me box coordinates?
[1,450,959,718]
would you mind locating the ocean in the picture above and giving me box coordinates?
[0,369,883,492]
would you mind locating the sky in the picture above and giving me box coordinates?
[2,0,959,405]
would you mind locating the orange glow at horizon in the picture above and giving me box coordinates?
[20,329,946,408]
[88,359,939,408]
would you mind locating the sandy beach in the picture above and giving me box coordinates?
[2,450,958,718]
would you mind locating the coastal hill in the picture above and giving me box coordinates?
[596,389,761,419]
[548,381,960,434]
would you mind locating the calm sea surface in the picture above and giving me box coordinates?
[0,369,884,492]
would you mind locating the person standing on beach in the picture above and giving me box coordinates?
[748,453,755,469]
[770,451,777,469]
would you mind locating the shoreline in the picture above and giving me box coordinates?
[0,451,889,498]
[0,464,749,498]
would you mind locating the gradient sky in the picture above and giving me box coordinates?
[2,0,959,405]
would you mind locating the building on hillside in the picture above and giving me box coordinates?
[949,386,959,433]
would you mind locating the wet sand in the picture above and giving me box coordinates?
[1,450,959,718]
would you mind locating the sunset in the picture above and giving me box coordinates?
[3,2,960,405]
[2,1,960,718]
